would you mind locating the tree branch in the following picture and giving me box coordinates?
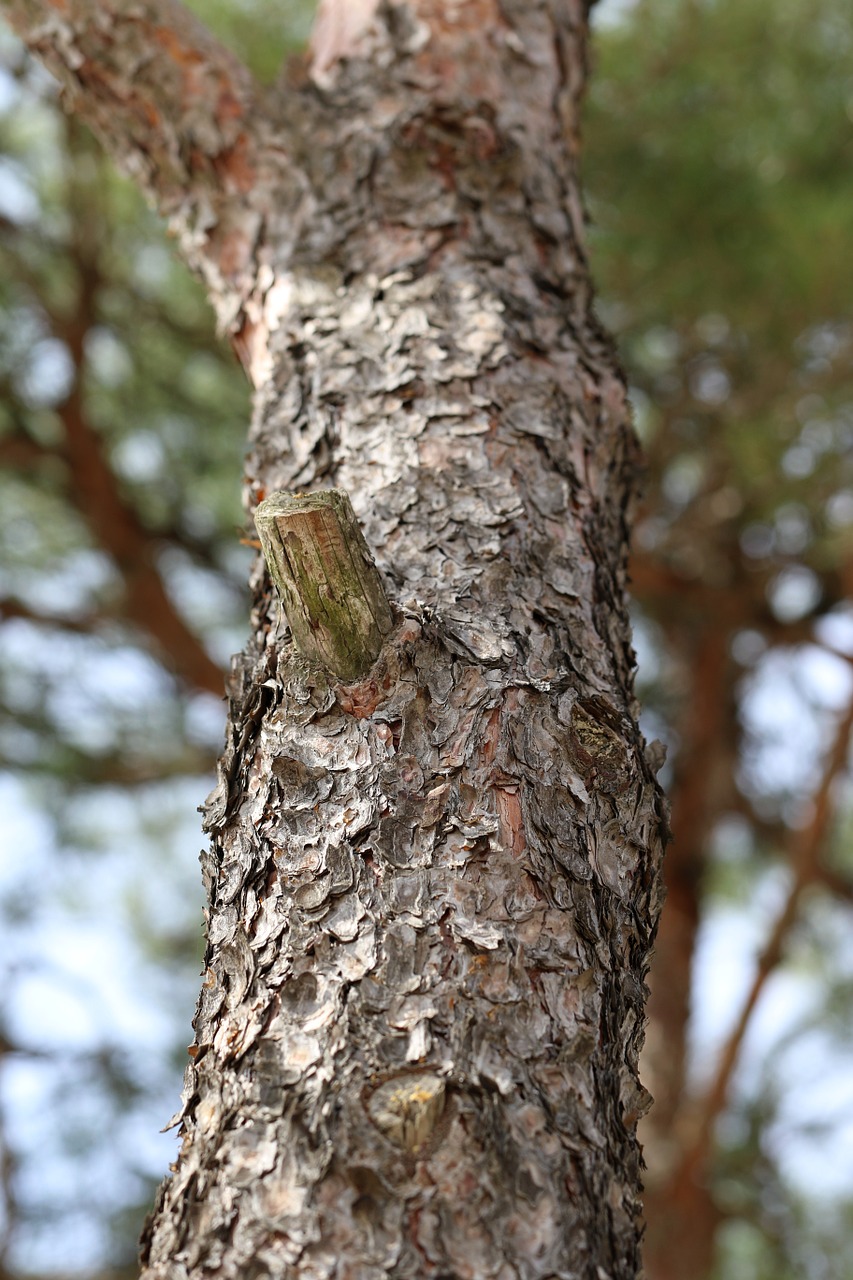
[0,742,216,787]
[53,384,227,695]
[2,0,267,307]
[0,432,49,468]
[0,596,102,632]
[815,864,853,905]
[643,621,731,1155]
[677,686,853,1183]
[41,114,230,697]
[0,122,227,697]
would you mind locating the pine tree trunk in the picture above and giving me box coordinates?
[6,2,667,1275]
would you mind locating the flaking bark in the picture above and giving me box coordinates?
[9,1,668,1276]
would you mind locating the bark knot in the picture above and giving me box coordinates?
[365,1071,447,1153]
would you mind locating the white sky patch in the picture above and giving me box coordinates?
[0,156,39,222]
[591,0,641,30]
[816,605,853,655]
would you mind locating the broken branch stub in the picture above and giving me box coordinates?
[254,489,394,682]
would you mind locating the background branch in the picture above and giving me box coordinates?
[677,687,853,1183]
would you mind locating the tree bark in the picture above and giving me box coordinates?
[6,1,668,1275]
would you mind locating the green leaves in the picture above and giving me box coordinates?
[587,0,853,331]
[182,0,314,81]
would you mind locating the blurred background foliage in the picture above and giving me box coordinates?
[0,0,852,1277]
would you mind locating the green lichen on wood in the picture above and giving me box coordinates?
[254,489,394,682]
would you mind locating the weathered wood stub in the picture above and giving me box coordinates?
[255,489,395,682]
[5,1,668,1275]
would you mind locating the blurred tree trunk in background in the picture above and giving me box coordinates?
[5,1,668,1275]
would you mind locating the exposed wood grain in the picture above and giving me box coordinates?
[255,489,394,682]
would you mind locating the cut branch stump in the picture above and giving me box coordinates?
[255,488,394,682]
